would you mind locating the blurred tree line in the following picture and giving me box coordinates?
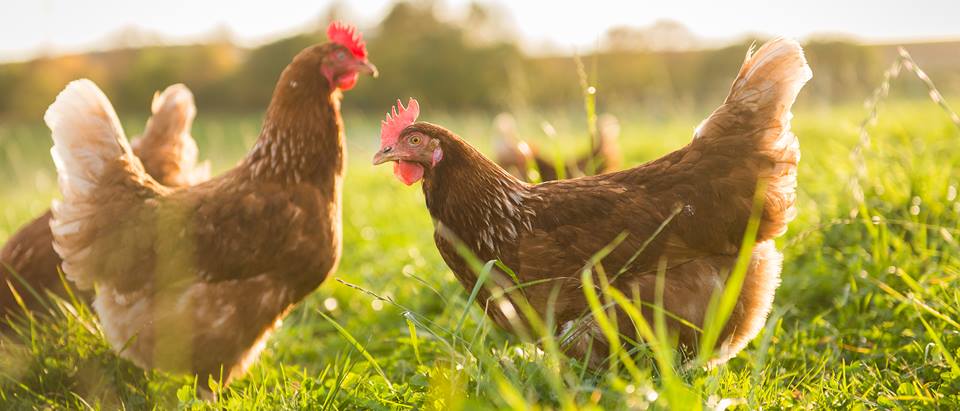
[1,1,958,121]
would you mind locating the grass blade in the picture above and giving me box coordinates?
[454,260,496,336]
[317,310,393,390]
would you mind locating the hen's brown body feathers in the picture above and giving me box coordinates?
[1,85,206,321]
[416,39,810,365]
[44,44,351,383]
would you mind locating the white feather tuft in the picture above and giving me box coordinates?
[726,38,813,110]
[45,79,134,196]
[44,79,147,286]
[151,83,195,117]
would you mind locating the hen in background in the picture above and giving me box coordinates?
[43,22,376,386]
[493,112,621,182]
[1,84,207,323]
[374,38,810,366]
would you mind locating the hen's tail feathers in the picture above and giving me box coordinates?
[725,38,812,109]
[700,38,812,241]
[44,79,152,288]
[143,83,196,147]
[151,83,195,115]
[139,83,210,187]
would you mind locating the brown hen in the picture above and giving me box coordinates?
[373,38,810,366]
[42,22,376,384]
[1,84,207,322]
[493,112,621,182]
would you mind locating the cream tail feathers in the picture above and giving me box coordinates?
[44,79,156,289]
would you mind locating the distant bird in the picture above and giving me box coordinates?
[42,22,376,385]
[1,84,207,323]
[373,38,810,366]
[492,112,621,182]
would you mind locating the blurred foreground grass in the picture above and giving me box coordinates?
[1,97,959,408]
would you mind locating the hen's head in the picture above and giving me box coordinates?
[290,22,377,92]
[372,98,446,185]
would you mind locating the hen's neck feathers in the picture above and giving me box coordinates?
[421,125,533,254]
[242,62,345,186]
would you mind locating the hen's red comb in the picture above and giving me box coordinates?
[327,21,367,59]
[380,98,420,147]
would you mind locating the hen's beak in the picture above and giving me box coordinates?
[357,60,379,78]
[372,146,396,165]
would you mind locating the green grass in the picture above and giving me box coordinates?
[2,91,960,409]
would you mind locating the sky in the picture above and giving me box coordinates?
[2,0,958,62]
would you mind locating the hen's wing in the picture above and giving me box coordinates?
[516,175,688,284]
[176,177,340,287]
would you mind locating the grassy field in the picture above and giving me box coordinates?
[1,86,960,409]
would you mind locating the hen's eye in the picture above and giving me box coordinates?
[337,51,346,60]
[409,136,422,145]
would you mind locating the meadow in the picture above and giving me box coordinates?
[1,71,959,409]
